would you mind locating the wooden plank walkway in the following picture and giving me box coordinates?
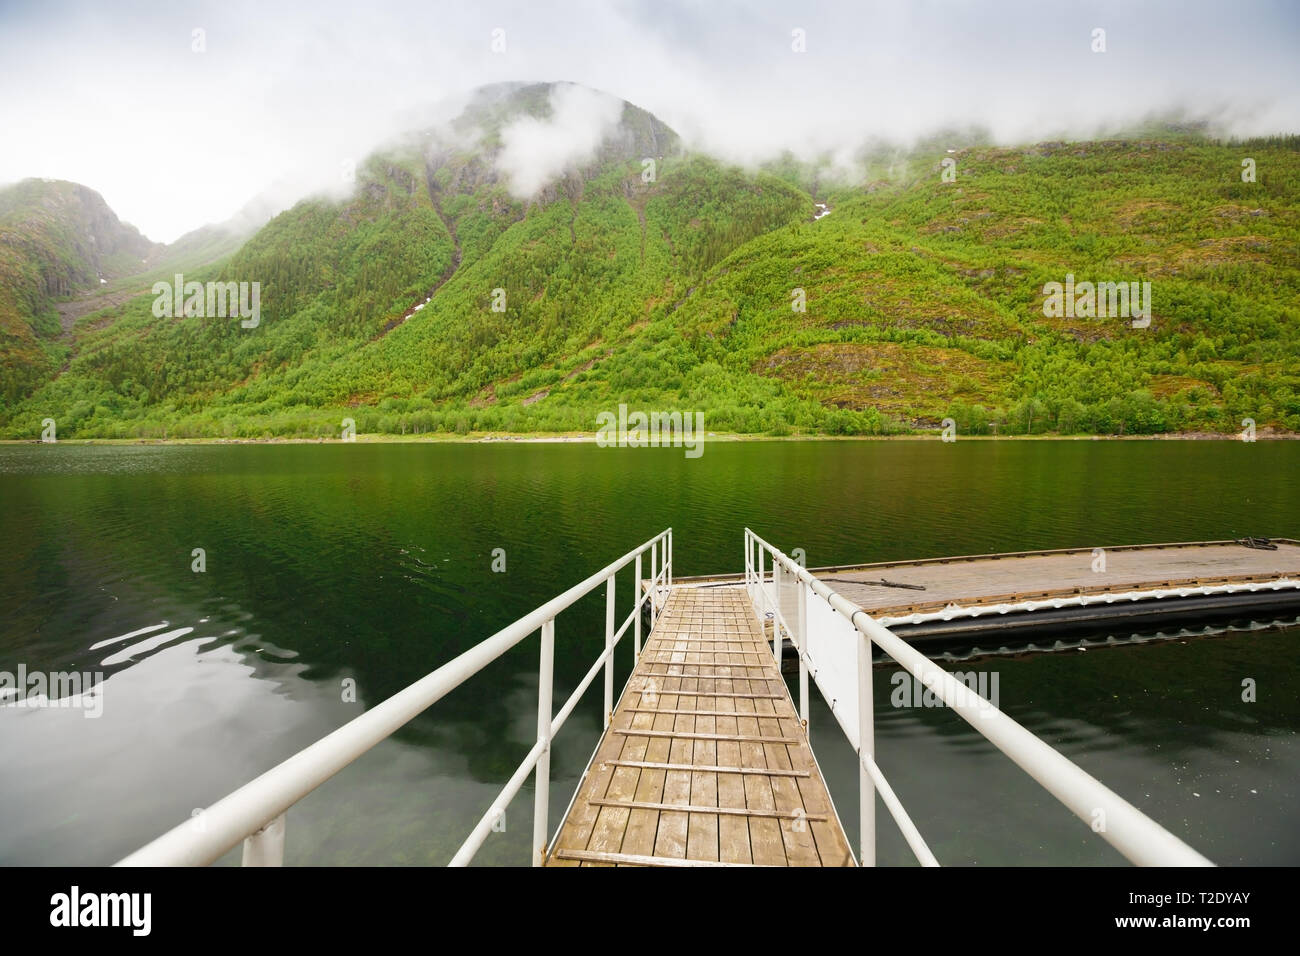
[546,586,854,867]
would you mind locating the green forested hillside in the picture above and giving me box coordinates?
[2,83,1297,439]
[639,137,1300,435]
[0,179,159,403]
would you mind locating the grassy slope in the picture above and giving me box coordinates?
[553,138,1300,436]
[2,129,1297,439]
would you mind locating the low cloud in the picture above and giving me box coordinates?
[1,0,1296,240]
[495,84,624,198]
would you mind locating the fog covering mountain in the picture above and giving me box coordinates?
[1,82,1298,437]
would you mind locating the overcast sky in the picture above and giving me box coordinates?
[2,0,1297,242]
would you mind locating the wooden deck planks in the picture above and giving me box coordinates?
[772,541,1300,618]
[546,586,853,868]
[665,541,1300,622]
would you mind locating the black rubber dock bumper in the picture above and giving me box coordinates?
[886,588,1300,644]
[773,587,1300,667]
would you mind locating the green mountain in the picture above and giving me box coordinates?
[2,83,1298,438]
[0,179,160,402]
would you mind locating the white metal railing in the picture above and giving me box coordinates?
[744,528,1213,867]
[117,529,673,867]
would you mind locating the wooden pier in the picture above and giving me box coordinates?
[115,529,1234,867]
[544,537,1299,865]
[547,586,854,867]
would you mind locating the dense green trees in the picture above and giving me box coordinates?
[2,100,1298,439]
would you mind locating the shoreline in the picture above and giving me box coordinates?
[2,430,1295,446]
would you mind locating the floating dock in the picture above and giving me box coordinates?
[547,587,853,866]
[675,539,1300,645]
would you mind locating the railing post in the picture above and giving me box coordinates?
[667,529,672,587]
[650,538,659,629]
[857,622,876,867]
[604,575,615,728]
[534,619,555,867]
[743,531,749,596]
[757,546,766,636]
[241,813,285,867]
[798,580,809,728]
[773,558,783,668]
[744,530,750,593]
[634,552,643,663]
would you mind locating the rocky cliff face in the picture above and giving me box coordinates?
[0,179,160,293]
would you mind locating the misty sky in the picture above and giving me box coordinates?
[2,0,1297,242]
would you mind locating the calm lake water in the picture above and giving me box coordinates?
[1,439,1297,866]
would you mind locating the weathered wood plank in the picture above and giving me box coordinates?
[547,586,852,867]
[554,849,767,867]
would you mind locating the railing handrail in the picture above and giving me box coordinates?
[744,527,1213,868]
[117,529,672,867]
